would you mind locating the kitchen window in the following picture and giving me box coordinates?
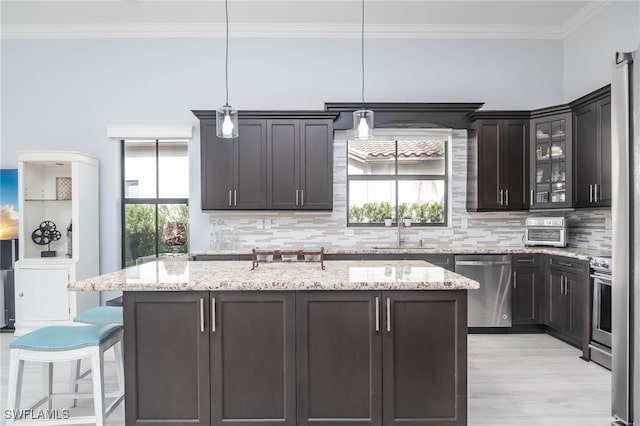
[347,137,448,226]
[121,139,189,267]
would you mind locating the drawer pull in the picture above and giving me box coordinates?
[558,261,573,268]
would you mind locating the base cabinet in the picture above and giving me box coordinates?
[512,266,541,325]
[382,291,467,425]
[124,290,468,426]
[211,292,296,426]
[296,292,382,426]
[124,292,211,426]
[543,257,589,349]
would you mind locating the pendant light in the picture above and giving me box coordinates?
[216,0,238,138]
[353,0,373,140]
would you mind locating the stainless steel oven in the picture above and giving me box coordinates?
[589,256,612,370]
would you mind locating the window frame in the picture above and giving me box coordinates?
[346,138,449,227]
[120,139,189,267]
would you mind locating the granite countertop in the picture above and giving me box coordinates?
[193,246,609,261]
[68,260,480,292]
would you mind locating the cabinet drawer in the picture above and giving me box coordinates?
[548,256,587,274]
[512,254,539,267]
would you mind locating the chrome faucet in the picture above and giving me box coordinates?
[397,216,405,248]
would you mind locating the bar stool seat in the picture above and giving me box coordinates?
[74,306,123,326]
[6,324,124,426]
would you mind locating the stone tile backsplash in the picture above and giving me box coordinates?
[207,130,611,253]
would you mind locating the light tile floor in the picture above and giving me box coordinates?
[0,332,610,425]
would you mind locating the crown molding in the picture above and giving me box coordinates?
[105,125,193,139]
[1,22,566,40]
[562,0,614,37]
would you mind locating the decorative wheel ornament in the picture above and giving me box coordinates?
[31,220,62,257]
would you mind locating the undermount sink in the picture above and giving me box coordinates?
[371,246,437,250]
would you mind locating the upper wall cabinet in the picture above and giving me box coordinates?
[267,120,334,210]
[529,107,573,209]
[467,113,530,212]
[571,86,611,208]
[200,119,267,210]
[194,111,337,211]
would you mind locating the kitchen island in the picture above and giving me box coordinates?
[69,260,479,426]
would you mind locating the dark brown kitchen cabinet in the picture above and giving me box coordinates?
[124,291,296,426]
[267,119,333,210]
[125,290,468,426]
[512,261,541,325]
[529,108,573,209]
[382,291,467,425]
[211,292,296,426]
[124,292,211,426]
[194,111,336,211]
[296,291,467,426]
[296,291,382,426]
[199,119,267,210]
[467,114,529,211]
[572,87,611,208]
[544,257,589,350]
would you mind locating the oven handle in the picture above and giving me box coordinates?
[590,273,612,283]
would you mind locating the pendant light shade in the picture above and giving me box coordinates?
[353,0,373,140]
[216,0,237,139]
[216,104,238,138]
[353,109,374,140]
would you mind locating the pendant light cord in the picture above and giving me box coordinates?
[225,0,230,107]
[361,0,365,109]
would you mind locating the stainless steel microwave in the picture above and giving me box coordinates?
[524,217,567,247]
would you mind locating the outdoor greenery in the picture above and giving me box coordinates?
[349,201,444,224]
[124,204,189,266]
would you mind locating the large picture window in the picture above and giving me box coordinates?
[347,136,448,226]
[121,140,189,267]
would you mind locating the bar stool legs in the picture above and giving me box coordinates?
[6,325,123,426]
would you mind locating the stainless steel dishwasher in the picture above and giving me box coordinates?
[455,255,512,327]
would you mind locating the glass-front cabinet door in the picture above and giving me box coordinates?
[530,111,572,209]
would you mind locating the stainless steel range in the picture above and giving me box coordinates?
[589,256,612,370]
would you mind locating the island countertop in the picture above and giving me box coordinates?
[68,260,480,292]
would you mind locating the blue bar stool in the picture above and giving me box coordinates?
[74,307,123,326]
[6,324,124,426]
[70,306,124,408]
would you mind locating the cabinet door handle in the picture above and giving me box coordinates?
[530,189,534,206]
[594,184,598,203]
[565,278,570,296]
[200,298,205,332]
[301,190,304,206]
[590,184,593,203]
[375,296,380,332]
[295,190,299,206]
[499,189,503,206]
[513,271,517,289]
[505,189,509,206]
[386,297,391,332]
[211,298,216,332]
[234,190,237,207]
[228,190,232,207]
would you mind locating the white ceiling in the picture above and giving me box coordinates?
[0,0,621,39]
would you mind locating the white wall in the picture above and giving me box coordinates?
[563,1,640,102]
[0,36,564,273]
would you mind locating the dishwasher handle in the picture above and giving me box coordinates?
[455,261,512,266]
